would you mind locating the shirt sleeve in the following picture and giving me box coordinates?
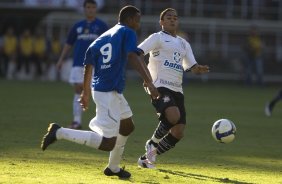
[138,33,160,55]
[182,41,197,71]
[84,47,96,66]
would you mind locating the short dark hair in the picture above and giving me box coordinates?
[83,0,96,7]
[160,8,176,20]
[119,5,140,23]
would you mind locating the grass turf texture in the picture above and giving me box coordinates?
[0,79,281,184]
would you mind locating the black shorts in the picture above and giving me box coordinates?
[152,87,186,124]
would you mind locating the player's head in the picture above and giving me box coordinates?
[118,5,141,31]
[83,0,97,20]
[159,8,178,35]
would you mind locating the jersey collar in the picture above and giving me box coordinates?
[162,30,177,38]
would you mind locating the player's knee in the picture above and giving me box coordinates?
[166,114,180,125]
[127,123,135,134]
[165,107,180,125]
[121,123,135,136]
[167,116,180,125]
[119,118,135,136]
[103,145,114,151]
[99,137,116,151]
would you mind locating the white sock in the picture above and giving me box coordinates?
[151,135,161,143]
[56,128,102,149]
[107,134,128,173]
[73,94,82,124]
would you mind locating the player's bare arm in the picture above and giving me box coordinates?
[79,64,93,111]
[139,54,153,82]
[128,52,160,99]
[56,44,72,70]
[135,52,156,94]
[191,64,210,74]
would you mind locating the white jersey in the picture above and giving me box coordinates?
[138,31,197,93]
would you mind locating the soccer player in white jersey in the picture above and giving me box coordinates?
[137,8,210,168]
[41,5,159,179]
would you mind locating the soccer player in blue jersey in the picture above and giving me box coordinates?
[56,0,108,129]
[41,5,159,179]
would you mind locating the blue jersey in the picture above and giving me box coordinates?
[66,18,108,67]
[84,23,139,93]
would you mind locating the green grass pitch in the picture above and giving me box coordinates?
[0,79,281,184]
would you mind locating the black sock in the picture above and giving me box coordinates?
[269,90,282,110]
[153,120,174,140]
[140,155,147,160]
[156,133,179,155]
[141,121,175,160]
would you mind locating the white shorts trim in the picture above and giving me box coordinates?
[69,66,84,84]
[89,91,133,138]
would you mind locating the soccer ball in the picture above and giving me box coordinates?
[211,119,236,143]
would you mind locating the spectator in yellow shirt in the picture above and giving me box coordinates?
[1,27,18,78]
[242,26,264,85]
[18,28,33,76]
[33,28,47,77]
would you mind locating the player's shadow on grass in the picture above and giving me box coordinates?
[158,169,254,184]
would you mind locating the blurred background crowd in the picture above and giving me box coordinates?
[0,0,281,85]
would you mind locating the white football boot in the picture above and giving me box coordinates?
[137,157,156,169]
[145,140,157,163]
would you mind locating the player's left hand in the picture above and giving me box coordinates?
[191,64,210,74]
